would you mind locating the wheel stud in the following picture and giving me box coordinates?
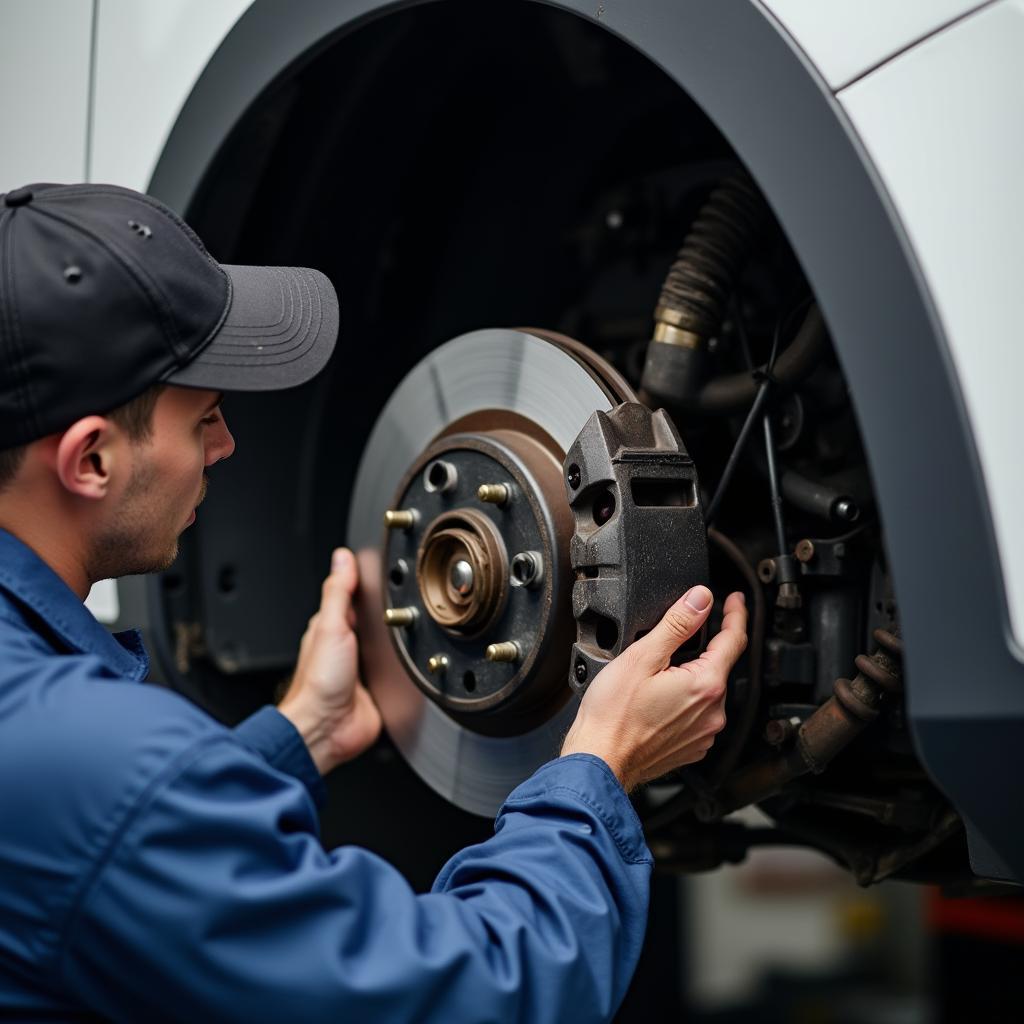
[384,509,418,530]
[384,606,418,627]
[477,483,509,506]
[485,641,520,663]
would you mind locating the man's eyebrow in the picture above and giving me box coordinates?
[202,392,225,415]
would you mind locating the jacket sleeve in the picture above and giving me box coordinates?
[56,733,652,1024]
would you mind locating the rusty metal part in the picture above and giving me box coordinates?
[564,402,708,694]
[708,628,904,817]
[794,538,815,563]
[764,717,799,748]
[757,558,776,584]
[417,508,509,634]
[521,327,638,406]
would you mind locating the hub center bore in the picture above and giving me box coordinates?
[417,509,507,634]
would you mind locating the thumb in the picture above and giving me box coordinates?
[320,547,357,623]
[631,585,713,672]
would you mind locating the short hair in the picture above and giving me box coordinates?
[0,384,166,492]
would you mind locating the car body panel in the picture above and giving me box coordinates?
[838,0,1024,658]
[760,0,993,89]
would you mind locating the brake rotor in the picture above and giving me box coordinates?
[349,328,634,816]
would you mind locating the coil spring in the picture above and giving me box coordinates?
[855,628,903,695]
[656,173,768,336]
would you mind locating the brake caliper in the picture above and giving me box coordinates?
[564,402,709,693]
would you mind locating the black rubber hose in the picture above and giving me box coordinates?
[654,174,767,336]
[690,304,827,415]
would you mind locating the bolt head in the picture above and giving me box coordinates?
[574,658,588,683]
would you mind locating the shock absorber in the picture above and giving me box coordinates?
[640,173,768,406]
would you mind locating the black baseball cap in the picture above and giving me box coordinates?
[0,182,339,449]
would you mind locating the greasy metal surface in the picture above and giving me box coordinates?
[349,329,616,816]
[564,403,709,692]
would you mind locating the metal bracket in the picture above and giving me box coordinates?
[563,402,709,693]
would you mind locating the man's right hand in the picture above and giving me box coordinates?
[560,585,747,792]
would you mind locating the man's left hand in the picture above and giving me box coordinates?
[279,548,382,775]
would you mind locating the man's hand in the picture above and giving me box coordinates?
[560,585,747,792]
[278,548,382,775]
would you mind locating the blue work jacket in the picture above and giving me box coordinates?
[0,528,652,1022]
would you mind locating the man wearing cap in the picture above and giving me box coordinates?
[0,183,746,1023]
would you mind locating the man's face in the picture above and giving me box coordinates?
[90,386,235,579]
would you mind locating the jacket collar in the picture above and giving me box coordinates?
[0,528,149,680]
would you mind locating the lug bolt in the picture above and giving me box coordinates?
[510,551,543,589]
[477,483,509,506]
[384,606,418,627]
[794,539,815,563]
[485,641,520,663]
[427,654,449,674]
[574,658,588,684]
[384,509,418,530]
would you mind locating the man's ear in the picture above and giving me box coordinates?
[54,416,120,500]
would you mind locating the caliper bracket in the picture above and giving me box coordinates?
[563,402,709,693]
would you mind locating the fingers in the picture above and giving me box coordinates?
[631,584,714,673]
[697,591,748,673]
[318,548,358,629]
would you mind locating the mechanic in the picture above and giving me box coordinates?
[0,183,747,1023]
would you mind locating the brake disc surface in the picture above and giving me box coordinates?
[348,328,624,816]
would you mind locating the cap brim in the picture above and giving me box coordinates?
[164,264,338,392]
